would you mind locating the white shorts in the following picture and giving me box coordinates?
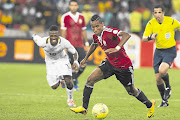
[46,59,72,87]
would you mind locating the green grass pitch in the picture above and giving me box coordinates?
[0,63,180,120]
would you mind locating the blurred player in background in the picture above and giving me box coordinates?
[70,14,155,118]
[32,25,79,107]
[61,0,89,91]
[142,5,180,107]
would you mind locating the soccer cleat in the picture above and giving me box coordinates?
[60,80,65,88]
[70,106,87,115]
[158,100,169,107]
[163,87,171,100]
[73,85,80,91]
[147,99,155,118]
[67,100,76,107]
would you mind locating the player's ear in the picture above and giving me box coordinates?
[162,11,165,15]
[102,22,104,26]
[77,4,79,9]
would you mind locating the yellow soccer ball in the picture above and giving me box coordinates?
[92,103,109,119]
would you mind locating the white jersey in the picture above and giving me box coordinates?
[33,35,76,62]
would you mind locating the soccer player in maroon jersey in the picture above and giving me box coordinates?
[70,14,155,118]
[61,0,89,91]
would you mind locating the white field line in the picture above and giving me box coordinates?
[0,93,180,102]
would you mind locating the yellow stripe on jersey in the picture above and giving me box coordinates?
[59,38,61,44]
[143,16,180,49]
[46,38,61,44]
[46,38,49,44]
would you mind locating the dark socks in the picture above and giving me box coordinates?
[135,90,152,108]
[72,78,77,86]
[162,73,170,88]
[76,67,85,78]
[83,85,93,109]
[157,84,165,100]
[72,67,86,86]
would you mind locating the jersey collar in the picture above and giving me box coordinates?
[69,11,79,23]
[98,26,106,37]
[47,37,61,48]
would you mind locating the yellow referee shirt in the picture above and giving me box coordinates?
[143,16,180,49]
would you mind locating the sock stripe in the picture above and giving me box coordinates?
[134,89,141,97]
[85,84,94,88]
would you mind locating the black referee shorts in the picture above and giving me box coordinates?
[153,46,177,73]
[99,60,134,87]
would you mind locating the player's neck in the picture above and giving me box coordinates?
[157,17,164,24]
[71,11,77,15]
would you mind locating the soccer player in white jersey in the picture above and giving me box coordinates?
[32,25,79,107]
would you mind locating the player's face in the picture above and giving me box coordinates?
[69,1,79,14]
[49,31,59,46]
[153,8,165,23]
[91,20,104,36]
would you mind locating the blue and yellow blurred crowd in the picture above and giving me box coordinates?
[0,0,180,37]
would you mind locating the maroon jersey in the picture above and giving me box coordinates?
[93,26,132,68]
[61,12,86,47]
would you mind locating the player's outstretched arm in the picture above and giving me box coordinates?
[72,51,80,73]
[80,43,98,67]
[105,31,131,54]
[117,31,131,48]
[32,34,46,47]
[65,40,80,72]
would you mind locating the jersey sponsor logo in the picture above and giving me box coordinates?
[79,19,82,24]
[165,33,171,39]
[113,30,119,34]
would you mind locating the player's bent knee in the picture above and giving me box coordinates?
[51,85,58,89]
[125,85,135,96]
[66,82,73,90]
[51,82,59,89]
[86,77,95,86]
[159,70,167,77]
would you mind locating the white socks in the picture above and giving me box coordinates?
[66,88,73,101]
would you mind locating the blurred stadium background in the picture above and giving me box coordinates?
[0,0,180,37]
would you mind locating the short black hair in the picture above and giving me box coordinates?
[91,14,103,23]
[153,4,165,12]
[69,0,78,5]
[49,25,59,31]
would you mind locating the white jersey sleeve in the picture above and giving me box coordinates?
[61,37,76,54]
[32,34,46,47]
[61,13,67,30]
